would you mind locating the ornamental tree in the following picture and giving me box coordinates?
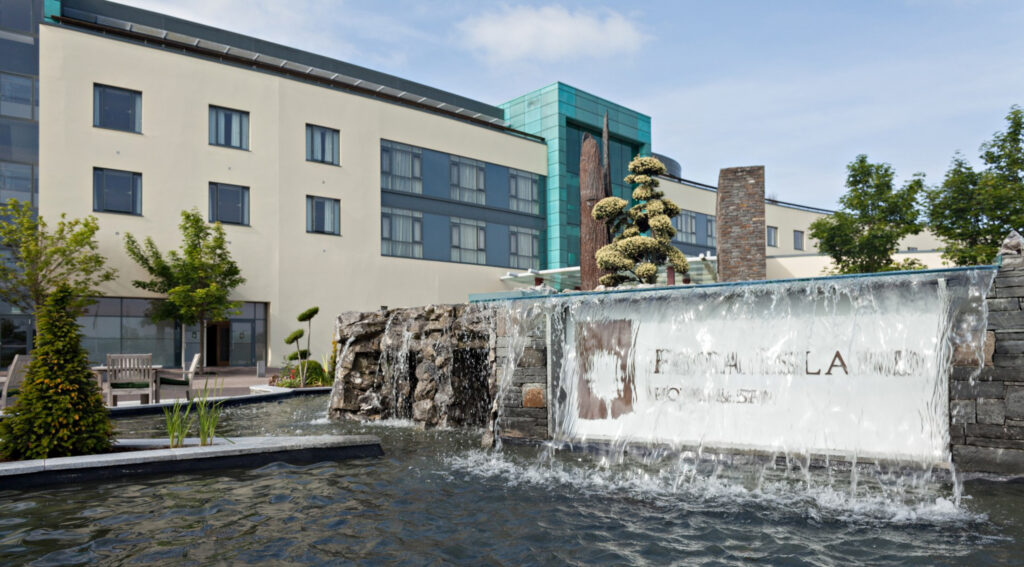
[285,306,320,387]
[0,199,117,317]
[124,209,245,372]
[809,154,925,274]
[925,106,1024,265]
[0,285,113,461]
[592,156,689,286]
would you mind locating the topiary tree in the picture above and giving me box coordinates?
[592,156,689,287]
[0,285,113,461]
[284,306,319,388]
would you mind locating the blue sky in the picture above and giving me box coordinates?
[122,0,1024,209]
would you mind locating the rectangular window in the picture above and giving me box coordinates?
[450,156,486,205]
[450,217,486,264]
[706,216,716,248]
[380,141,422,194]
[93,168,142,215]
[1,72,33,120]
[509,226,540,270]
[306,195,340,235]
[793,230,804,251]
[672,210,697,243]
[306,124,339,165]
[767,226,778,247]
[0,160,33,204]
[209,182,250,225]
[93,84,141,133]
[509,169,540,214]
[381,206,423,258]
[209,106,249,150]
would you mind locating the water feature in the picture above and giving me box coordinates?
[484,267,994,467]
[3,395,1024,565]
[4,267,1016,564]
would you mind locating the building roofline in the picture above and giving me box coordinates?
[59,0,506,121]
[501,81,653,121]
[657,173,836,215]
[50,9,544,144]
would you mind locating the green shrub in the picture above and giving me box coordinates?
[298,360,329,386]
[0,286,113,461]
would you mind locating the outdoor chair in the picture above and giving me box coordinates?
[156,353,202,402]
[106,353,155,406]
[0,354,32,409]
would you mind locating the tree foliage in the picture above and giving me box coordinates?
[809,154,925,274]
[123,209,245,369]
[0,286,113,461]
[0,200,116,315]
[593,156,689,286]
[925,106,1024,265]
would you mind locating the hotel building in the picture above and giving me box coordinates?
[0,0,942,368]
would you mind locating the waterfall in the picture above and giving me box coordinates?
[480,267,995,510]
[327,336,356,417]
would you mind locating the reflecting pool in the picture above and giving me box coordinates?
[2,395,1023,566]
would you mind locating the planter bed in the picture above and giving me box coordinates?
[0,434,383,489]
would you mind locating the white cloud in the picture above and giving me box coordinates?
[457,5,645,64]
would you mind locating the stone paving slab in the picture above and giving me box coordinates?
[0,434,382,489]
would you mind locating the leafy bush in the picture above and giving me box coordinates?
[0,286,113,460]
[276,360,329,388]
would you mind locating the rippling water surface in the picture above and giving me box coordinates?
[2,395,1024,566]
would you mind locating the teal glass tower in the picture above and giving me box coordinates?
[501,83,651,270]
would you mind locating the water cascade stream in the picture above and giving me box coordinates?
[472,267,995,517]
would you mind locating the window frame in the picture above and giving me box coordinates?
[0,160,35,206]
[706,216,717,248]
[767,225,779,247]
[509,226,540,270]
[1,71,36,121]
[208,182,251,226]
[793,229,804,251]
[93,83,142,133]
[509,168,540,215]
[449,155,486,205]
[450,217,487,265]
[93,167,142,216]
[208,105,250,150]
[380,140,423,194]
[306,124,340,166]
[673,210,697,244]
[381,206,423,259]
[306,195,341,235]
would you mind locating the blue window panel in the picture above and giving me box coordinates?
[93,84,141,132]
[484,163,508,210]
[380,191,543,231]
[485,223,509,267]
[93,168,141,215]
[0,37,36,76]
[421,213,449,262]
[420,148,448,200]
[208,106,249,150]
[0,119,37,162]
[695,214,708,247]
[209,182,250,225]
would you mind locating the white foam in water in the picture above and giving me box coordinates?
[481,267,995,524]
[446,449,985,525]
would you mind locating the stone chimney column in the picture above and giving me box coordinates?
[716,166,766,282]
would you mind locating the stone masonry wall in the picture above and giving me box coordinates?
[329,303,549,444]
[716,166,767,282]
[950,255,1024,474]
[484,312,549,446]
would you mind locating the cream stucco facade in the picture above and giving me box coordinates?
[38,24,545,367]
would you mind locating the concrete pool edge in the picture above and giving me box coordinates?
[0,434,383,489]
